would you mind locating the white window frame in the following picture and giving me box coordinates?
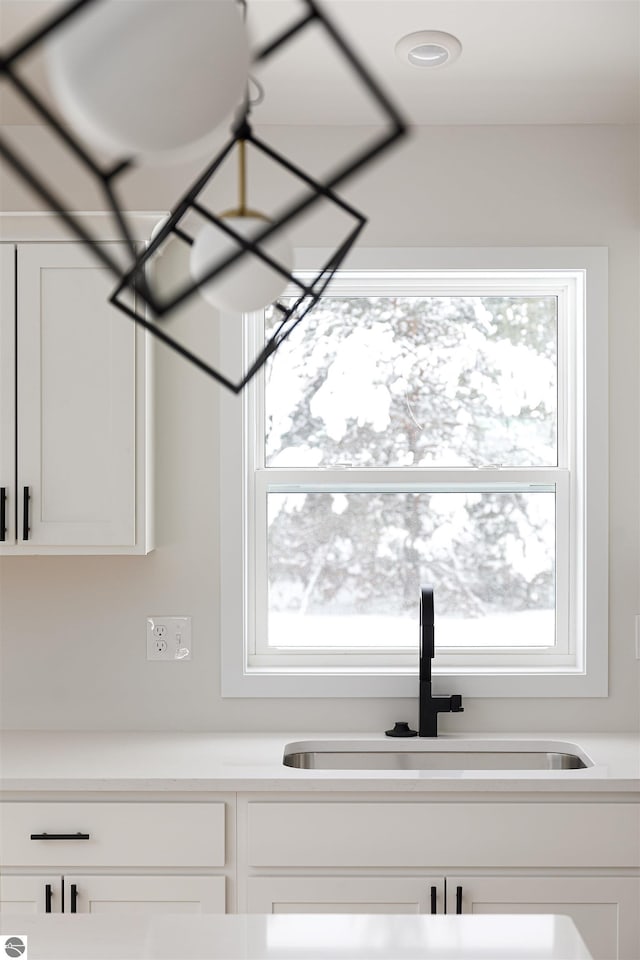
[220,247,608,698]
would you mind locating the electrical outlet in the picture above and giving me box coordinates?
[146,617,192,661]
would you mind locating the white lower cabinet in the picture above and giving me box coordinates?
[0,875,224,915]
[7,866,637,958]
[448,875,640,960]
[0,800,230,917]
[244,873,639,959]
[240,796,640,960]
[3,792,638,958]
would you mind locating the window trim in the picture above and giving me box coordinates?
[220,247,608,698]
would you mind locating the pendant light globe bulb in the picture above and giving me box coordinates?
[46,0,250,162]
[189,216,293,314]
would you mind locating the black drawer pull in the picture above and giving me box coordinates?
[70,883,78,913]
[30,832,90,840]
[456,885,463,914]
[22,486,30,540]
[45,883,52,913]
[0,487,6,541]
[430,885,437,914]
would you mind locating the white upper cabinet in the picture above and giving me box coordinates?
[0,240,153,554]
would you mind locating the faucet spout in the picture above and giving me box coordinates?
[418,585,464,737]
[419,586,435,683]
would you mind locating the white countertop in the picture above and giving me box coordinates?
[1,730,638,795]
[0,913,593,959]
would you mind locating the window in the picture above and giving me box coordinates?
[220,248,608,697]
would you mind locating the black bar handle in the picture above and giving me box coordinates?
[70,883,78,913]
[0,487,6,541]
[22,486,30,540]
[430,885,437,914]
[456,885,463,914]
[45,883,52,913]
[30,832,90,840]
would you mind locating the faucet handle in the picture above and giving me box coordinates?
[450,695,464,713]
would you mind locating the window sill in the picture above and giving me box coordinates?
[221,667,607,699]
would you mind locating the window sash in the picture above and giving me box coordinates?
[250,274,571,472]
[249,469,571,668]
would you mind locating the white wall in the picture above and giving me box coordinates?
[0,123,638,732]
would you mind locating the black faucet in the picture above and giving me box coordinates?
[419,585,464,737]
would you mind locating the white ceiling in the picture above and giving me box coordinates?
[1,0,639,126]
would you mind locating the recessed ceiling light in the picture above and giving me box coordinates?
[395,31,462,69]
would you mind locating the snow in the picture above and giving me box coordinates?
[268,610,555,649]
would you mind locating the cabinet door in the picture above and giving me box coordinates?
[64,876,225,914]
[15,243,145,551]
[0,244,15,545]
[247,877,444,914]
[0,876,61,914]
[448,875,640,960]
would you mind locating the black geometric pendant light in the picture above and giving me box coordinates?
[110,108,369,393]
[0,0,407,392]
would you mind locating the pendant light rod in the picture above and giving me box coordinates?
[238,138,247,214]
[218,124,269,222]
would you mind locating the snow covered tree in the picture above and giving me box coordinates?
[264,296,556,628]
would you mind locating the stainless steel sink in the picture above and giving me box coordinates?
[283,740,591,771]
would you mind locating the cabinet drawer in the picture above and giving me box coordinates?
[1,802,225,868]
[247,802,639,868]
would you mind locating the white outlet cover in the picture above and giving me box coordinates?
[146,617,192,661]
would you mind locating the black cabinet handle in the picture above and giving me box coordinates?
[45,883,52,913]
[430,885,437,914]
[70,884,78,913]
[22,486,29,540]
[30,832,90,841]
[0,487,6,541]
[456,885,463,914]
